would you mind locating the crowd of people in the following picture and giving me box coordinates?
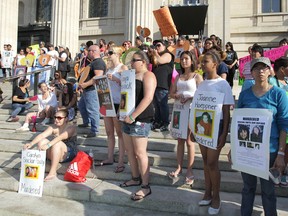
[0,34,288,215]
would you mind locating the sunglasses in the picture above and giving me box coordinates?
[131,58,142,63]
[54,116,66,120]
[156,44,162,47]
[108,51,115,55]
[123,44,128,46]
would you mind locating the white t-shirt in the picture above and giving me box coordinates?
[47,50,59,67]
[37,92,58,112]
[106,64,122,104]
[1,50,16,68]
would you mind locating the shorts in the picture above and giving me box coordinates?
[122,121,151,137]
[61,147,77,163]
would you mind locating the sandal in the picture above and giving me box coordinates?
[167,170,182,179]
[114,165,125,173]
[119,176,142,188]
[131,184,152,201]
[185,176,194,185]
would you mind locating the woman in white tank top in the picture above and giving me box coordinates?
[169,51,203,185]
[96,46,128,173]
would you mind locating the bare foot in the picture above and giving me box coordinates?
[44,174,56,181]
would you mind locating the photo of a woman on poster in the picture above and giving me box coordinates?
[196,112,212,137]
[250,125,263,142]
[238,124,250,141]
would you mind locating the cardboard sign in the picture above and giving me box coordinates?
[230,108,272,180]
[170,99,191,139]
[119,70,135,121]
[18,150,46,197]
[190,91,224,149]
[153,6,178,37]
[94,75,116,117]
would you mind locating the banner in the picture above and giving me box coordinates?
[18,150,46,197]
[190,91,224,149]
[170,99,191,139]
[94,75,116,117]
[153,6,178,37]
[230,108,272,180]
[119,69,135,121]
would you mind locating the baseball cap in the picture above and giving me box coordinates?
[250,57,272,70]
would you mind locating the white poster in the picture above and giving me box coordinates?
[18,150,46,197]
[119,69,135,121]
[190,91,224,149]
[170,99,191,139]
[230,108,272,180]
[94,75,116,117]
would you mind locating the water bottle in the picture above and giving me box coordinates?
[88,149,94,169]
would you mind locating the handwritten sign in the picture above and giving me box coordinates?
[94,76,116,117]
[190,91,224,149]
[18,150,46,197]
[119,70,135,121]
[230,108,272,180]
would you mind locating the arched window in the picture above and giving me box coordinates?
[89,0,108,18]
[262,0,281,13]
[36,0,51,22]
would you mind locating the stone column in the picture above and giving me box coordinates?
[0,0,19,50]
[125,0,154,44]
[51,0,80,58]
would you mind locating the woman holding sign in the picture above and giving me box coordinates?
[23,109,77,181]
[169,51,203,185]
[119,50,156,201]
[96,46,128,173]
[235,57,288,216]
[196,50,234,215]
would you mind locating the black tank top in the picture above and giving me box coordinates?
[135,79,154,123]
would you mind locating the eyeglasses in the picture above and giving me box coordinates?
[156,44,162,47]
[108,51,115,55]
[252,66,270,72]
[131,58,142,63]
[54,116,66,120]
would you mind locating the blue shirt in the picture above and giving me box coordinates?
[237,86,288,153]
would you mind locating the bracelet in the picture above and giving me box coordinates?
[129,115,135,122]
[46,143,51,148]
[278,151,285,156]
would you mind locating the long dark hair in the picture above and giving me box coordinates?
[62,82,74,102]
[226,42,234,51]
[180,51,197,73]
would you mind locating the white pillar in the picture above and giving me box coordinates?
[0,0,19,50]
[51,0,80,58]
[125,0,154,44]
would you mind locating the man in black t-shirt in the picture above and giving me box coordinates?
[78,45,106,138]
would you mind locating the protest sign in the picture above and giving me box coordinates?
[230,108,272,180]
[170,99,191,139]
[18,150,46,197]
[94,75,116,117]
[119,69,135,121]
[190,91,224,149]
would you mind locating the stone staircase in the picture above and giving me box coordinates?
[0,81,287,216]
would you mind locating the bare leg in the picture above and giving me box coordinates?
[186,129,195,178]
[113,117,125,167]
[103,117,116,164]
[170,138,184,177]
[199,145,212,201]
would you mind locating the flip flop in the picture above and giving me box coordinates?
[114,165,125,173]
[95,161,114,166]
[185,176,194,185]
[167,171,182,179]
[44,174,56,181]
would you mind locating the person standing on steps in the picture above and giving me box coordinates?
[169,51,203,185]
[78,44,106,138]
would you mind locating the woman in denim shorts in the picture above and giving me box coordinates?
[23,109,78,181]
[119,51,156,201]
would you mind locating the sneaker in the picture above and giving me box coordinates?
[11,117,19,122]
[15,127,30,133]
[78,123,90,128]
[160,125,169,132]
[151,122,161,131]
[41,118,50,125]
[83,132,96,138]
[6,117,13,122]
[280,175,288,187]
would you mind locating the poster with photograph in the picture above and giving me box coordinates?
[230,108,272,180]
[190,91,224,149]
[94,75,116,117]
[18,150,46,197]
[170,99,191,139]
[14,66,27,79]
[119,69,135,121]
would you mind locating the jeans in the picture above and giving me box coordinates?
[241,152,277,216]
[78,89,99,133]
[153,88,169,126]
[11,102,34,117]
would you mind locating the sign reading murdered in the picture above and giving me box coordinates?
[190,91,224,149]
[170,99,191,139]
[18,150,46,197]
[94,76,116,117]
[119,69,135,121]
[230,108,272,180]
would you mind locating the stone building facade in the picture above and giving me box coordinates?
[0,0,287,57]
